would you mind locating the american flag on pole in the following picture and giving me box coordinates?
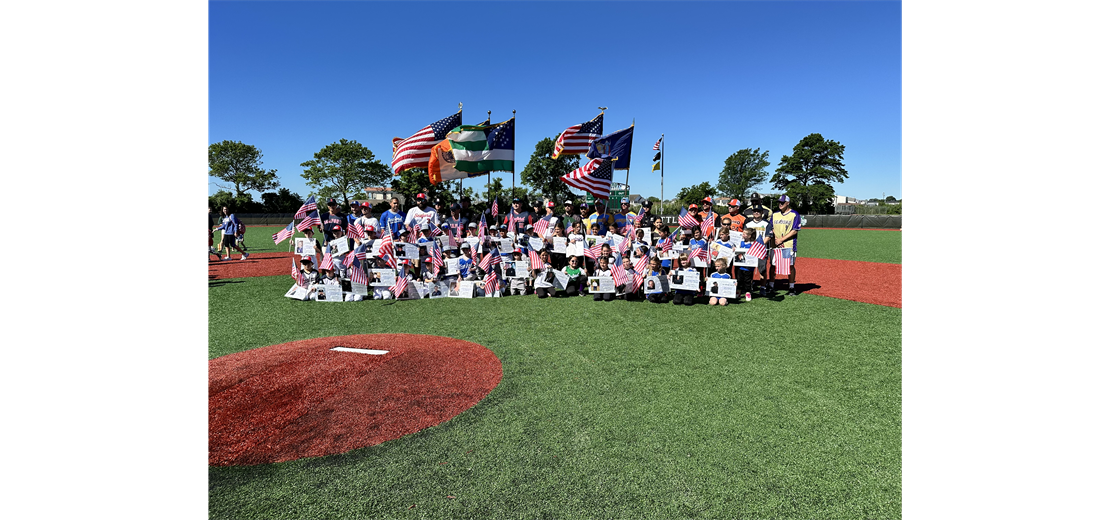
[391,112,463,173]
[678,208,699,230]
[296,210,322,232]
[529,249,543,270]
[319,245,335,271]
[348,220,365,240]
[584,242,604,259]
[532,218,550,238]
[294,195,317,219]
[429,240,444,274]
[292,257,306,287]
[477,214,487,242]
[483,268,499,296]
[700,212,715,239]
[478,249,495,272]
[658,229,679,253]
[430,224,443,237]
[634,251,650,273]
[377,230,398,269]
[773,248,791,272]
[349,256,368,286]
[491,198,499,218]
[560,158,613,199]
[633,206,647,226]
[745,240,767,260]
[653,137,661,151]
[551,113,603,159]
[391,269,409,297]
[272,222,295,244]
[690,245,708,263]
[630,271,644,293]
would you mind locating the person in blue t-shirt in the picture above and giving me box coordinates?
[379,197,406,238]
[212,206,248,261]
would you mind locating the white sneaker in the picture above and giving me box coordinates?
[240,253,249,260]
[223,256,231,261]
[745,292,752,302]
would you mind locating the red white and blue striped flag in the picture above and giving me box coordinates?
[584,242,604,259]
[745,240,767,260]
[483,268,498,296]
[561,157,613,199]
[633,206,647,226]
[678,208,699,230]
[773,248,791,272]
[294,195,317,220]
[529,249,543,270]
[652,137,661,151]
[690,245,708,262]
[391,266,409,297]
[634,251,650,273]
[552,113,604,159]
[292,257,306,287]
[700,212,715,239]
[348,220,365,240]
[478,214,487,242]
[349,256,368,286]
[532,218,550,238]
[491,198,499,218]
[272,222,295,244]
[392,112,463,173]
[319,245,335,271]
[658,229,679,253]
[296,210,322,232]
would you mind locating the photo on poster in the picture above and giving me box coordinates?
[710,243,734,266]
[315,283,344,302]
[669,270,701,291]
[284,284,311,300]
[585,234,604,248]
[329,237,350,256]
[534,268,555,288]
[454,280,476,298]
[552,237,567,254]
[429,281,449,299]
[369,269,396,287]
[394,243,420,260]
[294,238,316,256]
[588,276,616,293]
[340,279,353,292]
[708,278,738,299]
[735,248,758,268]
[509,260,530,278]
[644,275,670,294]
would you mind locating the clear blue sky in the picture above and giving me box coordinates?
[209,1,901,202]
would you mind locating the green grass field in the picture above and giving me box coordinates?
[210,228,901,519]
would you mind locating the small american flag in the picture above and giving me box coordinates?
[630,271,644,293]
[292,257,306,287]
[551,113,604,158]
[319,245,335,271]
[690,245,708,262]
[478,214,487,242]
[533,218,550,237]
[561,157,612,199]
[392,112,463,173]
[652,137,661,151]
[430,225,443,237]
[584,242,604,259]
[380,252,398,270]
[634,252,650,273]
[348,220,365,240]
[478,249,495,271]
[633,206,647,226]
[678,208,699,230]
[700,212,715,239]
[658,229,679,253]
[746,240,767,260]
[773,248,791,272]
[391,270,409,297]
[272,222,295,244]
[343,249,356,268]
[483,269,498,295]
[491,198,499,218]
[294,195,317,220]
[349,256,368,286]
[378,231,398,269]
[612,262,629,287]
[529,249,543,270]
[296,210,323,232]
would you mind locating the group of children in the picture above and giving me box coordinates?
[287,204,784,307]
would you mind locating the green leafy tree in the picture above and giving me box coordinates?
[771,133,848,214]
[208,141,280,198]
[885,195,898,203]
[675,182,717,208]
[300,139,391,207]
[716,148,770,203]
[261,188,305,213]
[482,176,529,208]
[520,137,580,203]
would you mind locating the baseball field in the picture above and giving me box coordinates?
[209,227,901,519]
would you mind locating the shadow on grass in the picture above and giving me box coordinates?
[209,280,245,287]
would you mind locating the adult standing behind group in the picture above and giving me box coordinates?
[444,202,468,238]
[587,199,615,236]
[379,197,405,238]
[212,206,248,261]
[321,198,347,237]
[725,199,746,234]
[560,200,581,231]
[503,197,533,234]
[404,193,438,229]
[770,195,801,296]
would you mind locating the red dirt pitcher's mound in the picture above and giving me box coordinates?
[209,334,502,466]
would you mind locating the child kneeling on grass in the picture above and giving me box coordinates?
[708,258,732,306]
[591,255,614,302]
[562,254,584,297]
[671,253,699,306]
[646,257,666,304]
[534,251,555,299]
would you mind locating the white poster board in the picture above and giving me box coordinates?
[585,234,604,249]
[429,281,450,298]
[528,237,544,252]
[565,235,584,256]
[294,238,316,256]
[669,270,701,292]
[503,260,528,279]
[552,237,567,254]
[351,282,368,296]
[284,284,311,300]
[445,257,460,276]
[644,275,669,295]
[587,276,616,293]
[710,243,734,267]
[735,247,758,268]
[436,235,456,251]
[394,242,420,260]
[328,237,350,256]
[708,278,738,299]
[497,238,514,252]
[369,269,396,287]
[314,283,344,302]
[552,270,570,290]
[533,268,555,288]
[454,280,476,298]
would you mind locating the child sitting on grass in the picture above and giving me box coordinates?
[646,257,666,304]
[533,250,555,299]
[671,253,699,306]
[708,258,732,306]
[591,254,614,302]
[561,254,584,297]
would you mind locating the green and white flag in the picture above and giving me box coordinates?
[449,118,514,173]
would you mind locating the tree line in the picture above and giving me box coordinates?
[209,133,851,215]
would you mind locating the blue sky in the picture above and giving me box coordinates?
[209,1,901,202]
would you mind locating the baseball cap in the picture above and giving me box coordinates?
[751,205,764,214]
[468,222,477,228]
[620,197,630,204]
[460,243,471,249]
[546,201,555,208]
[643,200,653,207]
[688,204,698,210]
[326,198,337,205]
[450,202,461,210]
[416,193,426,199]
[778,195,790,203]
[512,197,521,203]
[580,203,588,208]
[728,199,740,207]
[751,192,761,200]
[361,202,371,208]
[564,200,573,206]
[703,196,713,204]
[499,224,507,229]
[434,198,442,205]
[525,224,534,230]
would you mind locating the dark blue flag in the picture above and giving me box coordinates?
[586,124,635,170]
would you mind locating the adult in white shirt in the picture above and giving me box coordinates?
[404,193,438,229]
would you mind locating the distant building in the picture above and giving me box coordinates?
[364,186,403,205]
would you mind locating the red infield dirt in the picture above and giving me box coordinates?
[210,254,901,308]
[209,334,502,466]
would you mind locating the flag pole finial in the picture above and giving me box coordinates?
[599,106,607,113]
[458,102,463,111]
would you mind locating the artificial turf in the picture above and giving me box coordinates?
[209,275,901,519]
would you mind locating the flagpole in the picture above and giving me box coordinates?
[487,110,492,215]
[660,134,664,209]
[624,119,634,188]
[511,109,516,200]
